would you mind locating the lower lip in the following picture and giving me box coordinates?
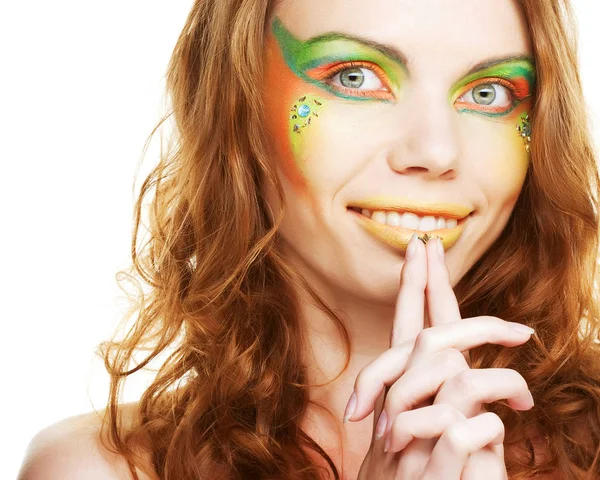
[347,208,470,253]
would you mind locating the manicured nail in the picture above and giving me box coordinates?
[384,434,391,453]
[375,410,388,440]
[343,391,357,423]
[406,233,419,260]
[527,390,535,408]
[436,236,445,261]
[509,323,535,335]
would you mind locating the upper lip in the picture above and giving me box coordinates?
[348,197,473,220]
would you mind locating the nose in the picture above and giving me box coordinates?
[387,85,461,179]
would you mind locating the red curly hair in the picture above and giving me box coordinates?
[97,0,600,478]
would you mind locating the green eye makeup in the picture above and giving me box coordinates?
[271,17,405,102]
[272,17,536,116]
[451,59,536,117]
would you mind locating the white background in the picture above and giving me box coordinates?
[1,2,598,478]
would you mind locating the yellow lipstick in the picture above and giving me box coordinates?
[348,197,473,253]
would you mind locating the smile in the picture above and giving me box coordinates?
[347,206,472,253]
[356,208,459,231]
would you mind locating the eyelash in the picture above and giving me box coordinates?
[312,62,524,114]
[316,61,394,100]
[455,77,521,115]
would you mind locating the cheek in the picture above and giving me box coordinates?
[471,103,532,203]
[263,44,326,198]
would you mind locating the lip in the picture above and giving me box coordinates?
[348,197,473,220]
[347,200,473,253]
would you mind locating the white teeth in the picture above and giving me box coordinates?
[399,212,420,230]
[372,211,387,224]
[362,209,462,231]
[418,216,437,232]
[386,211,401,227]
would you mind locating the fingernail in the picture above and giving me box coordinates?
[509,323,535,335]
[406,233,419,260]
[436,236,445,261]
[384,434,391,453]
[527,391,535,408]
[375,410,388,440]
[343,391,357,423]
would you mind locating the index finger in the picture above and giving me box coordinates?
[425,236,461,327]
[389,232,428,348]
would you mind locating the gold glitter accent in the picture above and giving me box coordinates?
[517,114,531,153]
[419,233,432,244]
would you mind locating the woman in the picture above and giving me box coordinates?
[19,0,600,478]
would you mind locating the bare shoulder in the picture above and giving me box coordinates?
[18,401,155,480]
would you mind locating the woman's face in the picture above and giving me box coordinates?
[261,0,535,303]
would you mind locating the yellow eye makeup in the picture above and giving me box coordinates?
[271,17,405,102]
[308,61,394,101]
[272,16,535,115]
[451,59,536,118]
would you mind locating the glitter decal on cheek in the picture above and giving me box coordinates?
[289,94,325,156]
[516,113,532,153]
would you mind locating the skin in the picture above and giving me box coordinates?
[261,0,537,476]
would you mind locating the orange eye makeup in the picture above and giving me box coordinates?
[272,17,536,115]
[307,61,394,101]
[271,17,405,102]
[450,59,536,118]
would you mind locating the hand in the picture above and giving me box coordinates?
[347,234,535,479]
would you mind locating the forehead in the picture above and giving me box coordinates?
[274,0,532,77]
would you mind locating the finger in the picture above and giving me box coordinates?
[421,412,505,479]
[389,232,427,348]
[382,349,469,437]
[384,403,467,453]
[433,367,534,418]
[380,319,533,437]
[425,236,462,327]
[461,447,508,480]
[345,344,413,422]
[406,316,535,369]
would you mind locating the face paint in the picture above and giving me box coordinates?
[516,113,532,152]
[271,17,406,102]
[288,94,326,158]
[450,58,536,118]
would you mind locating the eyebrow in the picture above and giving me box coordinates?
[305,30,534,79]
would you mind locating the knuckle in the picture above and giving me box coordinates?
[454,369,479,396]
[442,348,468,370]
[510,370,529,390]
[384,382,405,411]
[353,368,377,395]
[436,404,465,425]
[414,328,435,353]
[390,410,410,434]
[483,412,505,436]
[444,423,470,456]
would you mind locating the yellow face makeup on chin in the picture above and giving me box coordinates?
[261,0,536,301]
